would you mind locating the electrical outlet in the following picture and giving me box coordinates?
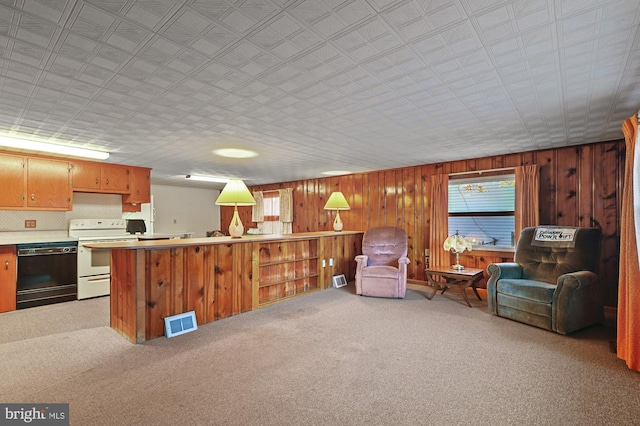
[24,220,36,228]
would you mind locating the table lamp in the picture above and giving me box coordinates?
[324,191,350,232]
[215,178,256,238]
[443,230,472,270]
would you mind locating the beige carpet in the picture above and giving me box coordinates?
[1,284,637,426]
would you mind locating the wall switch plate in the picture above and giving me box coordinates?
[322,259,326,267]
[329,258,334,266]
[24,220,36,228]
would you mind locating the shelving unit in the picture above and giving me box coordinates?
[256,239,319,306]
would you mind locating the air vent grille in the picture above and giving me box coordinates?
[164,311,198,338]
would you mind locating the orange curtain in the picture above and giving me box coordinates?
[618,113,640,372]
[429,174,449,268]
[514,165,540,243]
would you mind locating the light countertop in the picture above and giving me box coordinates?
[135,232,194,240]
[85,230,364,250]
[0,231,77,245]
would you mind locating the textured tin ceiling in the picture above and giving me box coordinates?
[0,0,639,188]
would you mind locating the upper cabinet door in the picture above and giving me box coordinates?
[71,160,101,190]
[26,157,72,210]
[101,164,130,193]
[123,167,151,204]
[0,152,25,208]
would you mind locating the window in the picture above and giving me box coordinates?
[263,191,280,222]
[448,173,515,248]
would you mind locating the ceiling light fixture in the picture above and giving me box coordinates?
[185,175,230,183]
[212,148,258,159]
[322,170,353,176]
[0,135,109,160]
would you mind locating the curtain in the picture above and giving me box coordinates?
[263,191,280,221]
[618,113,640,372]
[251,189,293,234]
[279,188,293,234]
[429,174,449,268]
[514,164,540,243]
[252,191,264,222]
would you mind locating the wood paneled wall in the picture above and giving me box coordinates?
[221,140,624,306]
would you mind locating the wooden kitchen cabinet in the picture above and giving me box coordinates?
[101,164,130,193]
[0,152,71,211]
[70,160,101,190]
[26,157,72,210]
[0,245,17,313]
[1,151,152,211]
[0,152,26,209]
[71,161,131,194]
[123,167,151,204]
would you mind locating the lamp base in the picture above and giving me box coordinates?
[333,210,343,232]
[451,252,464,270]
[228,207,244,238]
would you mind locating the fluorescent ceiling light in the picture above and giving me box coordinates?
[212,148,258,158]
[322,170,353,176]
[186,174,230,183]
[0,135,109,160]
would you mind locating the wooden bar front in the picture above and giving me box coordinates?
[91,232,363,343]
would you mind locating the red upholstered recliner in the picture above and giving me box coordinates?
[355,226,410,298]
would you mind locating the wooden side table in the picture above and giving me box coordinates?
[425,266,484,307]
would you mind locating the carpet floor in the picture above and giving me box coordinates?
[1,283,638,426]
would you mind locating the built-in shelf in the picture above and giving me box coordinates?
[259,273,320,288]
[259,255,319,267]
[257,240,319,307]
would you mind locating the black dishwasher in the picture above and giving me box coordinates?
[16,241,78,309]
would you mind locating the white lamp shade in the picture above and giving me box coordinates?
[215,179,256,206]
[443,232,473,253]
[323,192,350,210]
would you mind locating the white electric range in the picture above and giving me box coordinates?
[69,219,138,300]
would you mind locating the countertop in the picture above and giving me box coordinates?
[135,232,195,240]
[85,230,364,250]
[0,231,77,245]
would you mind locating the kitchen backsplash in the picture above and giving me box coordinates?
[0,193,123,231]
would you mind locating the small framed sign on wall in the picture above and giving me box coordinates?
[332,274,347,288]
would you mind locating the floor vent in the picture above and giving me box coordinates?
[164,311,198,338]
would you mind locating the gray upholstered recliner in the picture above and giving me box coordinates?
[355,226,410,298]
[487,226,603,335]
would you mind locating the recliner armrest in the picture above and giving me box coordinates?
[397,256,410,277]
[486,263,523,314]
[355,255,368,266]
[556,270,599,290]
[487,262,523,280]
[553,270,603,334]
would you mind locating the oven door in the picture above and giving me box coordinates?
[77,242,110,277]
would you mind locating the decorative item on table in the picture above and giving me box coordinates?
[215,178,256,238]
[323,192,350,231]
[443,230,473,270]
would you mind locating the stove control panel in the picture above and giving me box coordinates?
[69,219,127,231]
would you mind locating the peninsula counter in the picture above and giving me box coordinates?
[86,231,363,343]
